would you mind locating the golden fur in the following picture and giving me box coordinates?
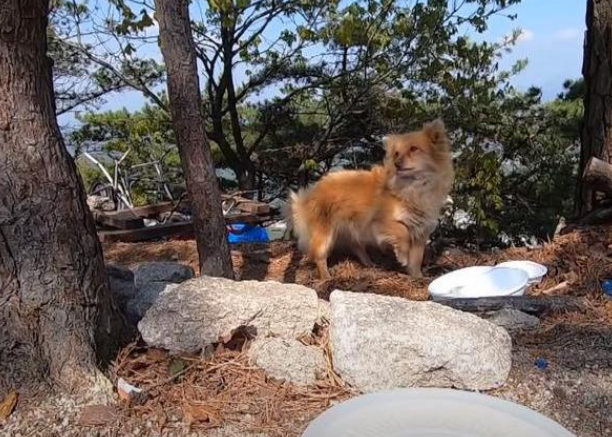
[285,119,454,280]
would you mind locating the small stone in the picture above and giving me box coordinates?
[248,338,326,386]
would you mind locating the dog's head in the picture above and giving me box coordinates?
[383,119,451,179]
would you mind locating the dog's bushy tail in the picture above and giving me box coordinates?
[282,189,311,251]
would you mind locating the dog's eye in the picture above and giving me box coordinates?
[409,146,419,153]
[393,151,399,158]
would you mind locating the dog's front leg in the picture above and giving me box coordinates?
[407,239,426,278]
[381,222,411,271]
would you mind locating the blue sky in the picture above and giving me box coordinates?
[58,0,587,126]
[477,0,586,99]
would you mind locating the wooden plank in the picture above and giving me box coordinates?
[93,211,144,230]
[235,201,269,215]
[221,195,270,215]
[436,295,586,316]
[98,221,194,243]
[98,212,275,243]
[100,200,192,222]
[98,197,270,226]
[225,212,273,224]
[129,201,191,218]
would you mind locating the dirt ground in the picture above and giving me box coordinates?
[3,225,612,436]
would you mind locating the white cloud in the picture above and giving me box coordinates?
[553,28,581,41]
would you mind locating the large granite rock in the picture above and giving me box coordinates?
[138,276,319,353]
[248,338,326,386]
[330,290,512,393]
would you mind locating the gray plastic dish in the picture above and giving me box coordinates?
[301,388,576,437]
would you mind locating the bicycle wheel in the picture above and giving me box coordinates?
[89,181,115,198]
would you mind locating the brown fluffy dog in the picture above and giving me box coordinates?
[286,119,454,280]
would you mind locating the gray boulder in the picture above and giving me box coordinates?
[138,276,319,353]
[133,262,194,288]
[330,290,512,393]
[127,282,179,321]
[248,338,326,386]
[486,308,540,332]
[106,264,134,282]
[106,264,136,309]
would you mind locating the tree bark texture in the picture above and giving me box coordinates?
[155,0,234,278]
[0,0,125,396]
[579,0,612,215]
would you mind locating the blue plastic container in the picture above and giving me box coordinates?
[602,279,612,300]
[227,223,269,243]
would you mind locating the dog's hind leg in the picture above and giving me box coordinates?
[352,244,374,267]
[309,224,334,280]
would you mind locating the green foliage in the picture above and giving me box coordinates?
[76,159,104,192]
[49,0,165,115]
[71,103,184,205]
[373,79,582,244]
[251,0,578,243]
[58,0,583,244]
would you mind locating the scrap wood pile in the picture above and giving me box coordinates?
[91,193,274,243]
[110,325,350,436]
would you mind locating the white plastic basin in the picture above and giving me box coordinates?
[428,266,528,300]
[266,221,287,241]
[496,260,547,284]
[301,389,576,437]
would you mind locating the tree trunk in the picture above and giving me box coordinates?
[155,0,234,278]
[578,0,612,216]
[236,165,257,192]
[0,0,125,397]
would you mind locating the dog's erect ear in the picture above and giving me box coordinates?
[423,119,447,144]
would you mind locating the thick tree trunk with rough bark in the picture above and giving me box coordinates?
[0,0,125,397]
[155,0,234,278]
[578,0,612,215]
